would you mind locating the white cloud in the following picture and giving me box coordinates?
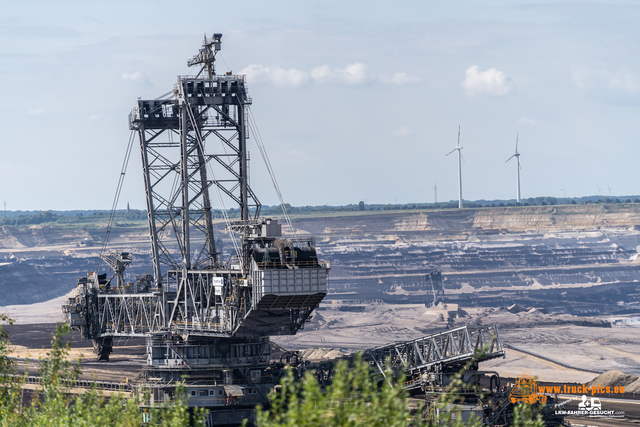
[571,65,639,93]
[121,72,145,81]
[341,63,368,84]
[311,63,370,84]
[392,127,413,137]
[241,62,414,87]
[26,107,47,116]
[309,65,331,82]
[121,71,152,87]
[570,65,596,89]
[240,64,309,87]
[610,68,639,92]
[390,72,420,85]
[517,117,537,125]
[463,65,513,97]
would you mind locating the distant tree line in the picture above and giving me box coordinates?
[1,195,640,228]
[0,209,147,227]
[0,211,58,226]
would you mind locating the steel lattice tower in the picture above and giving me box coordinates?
[64,34,329,424]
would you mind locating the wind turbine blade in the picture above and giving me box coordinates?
[506,154,515,163]
[457,125,461,148]
[515,132,519,153]
[460,152,465,163]
[445,148,456,156]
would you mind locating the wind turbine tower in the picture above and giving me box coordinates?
[445,126,464,209]
[505,133,521,204]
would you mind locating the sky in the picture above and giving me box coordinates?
[1,1,640,210]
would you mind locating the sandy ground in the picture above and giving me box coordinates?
[480,348,597,383]
[4,295,640,387]
[0,294,68,324]
[273,302,640,383]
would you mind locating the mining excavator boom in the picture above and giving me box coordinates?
[63,33,329,425]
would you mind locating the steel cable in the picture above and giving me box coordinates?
[246,106,298,241]
[97,130,135,274]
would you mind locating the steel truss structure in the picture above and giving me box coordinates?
[130,68,261,284]
[292,324,505,392]
[63,34,329,423]
[360,325,504,391]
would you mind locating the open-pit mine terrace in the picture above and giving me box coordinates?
[2,204,640,395]
[300,206,640,318]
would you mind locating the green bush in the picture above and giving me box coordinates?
[252,356,423,427]
[0,317,205,426]
[0,316,547,426]
[252,355,546,427]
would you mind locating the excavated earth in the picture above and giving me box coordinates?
[3,204,640,408]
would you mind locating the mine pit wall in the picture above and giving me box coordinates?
[4,204,640,310]
[471,204,640,231]
[291,204,640,237]
[327,269,640,317]
[309,206,640,317]
[0,253,154,306]
[0,261,96,306]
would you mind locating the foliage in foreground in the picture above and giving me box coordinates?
[252,355,546,427]
[252,356,421,427]
[0,314,548,426]
[0,315,205,426]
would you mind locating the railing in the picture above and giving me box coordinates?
[170,320,226,331]
[17,375,132,393]
[255,260,330,269]
[96,286,155,295]
[177,74,247,83]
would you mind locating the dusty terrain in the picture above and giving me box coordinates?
[2,205,640,398]
[272,301,640,383]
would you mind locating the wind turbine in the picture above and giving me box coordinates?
[445,126,464,208]
[608,184,612,197]
[505,132,521,204]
